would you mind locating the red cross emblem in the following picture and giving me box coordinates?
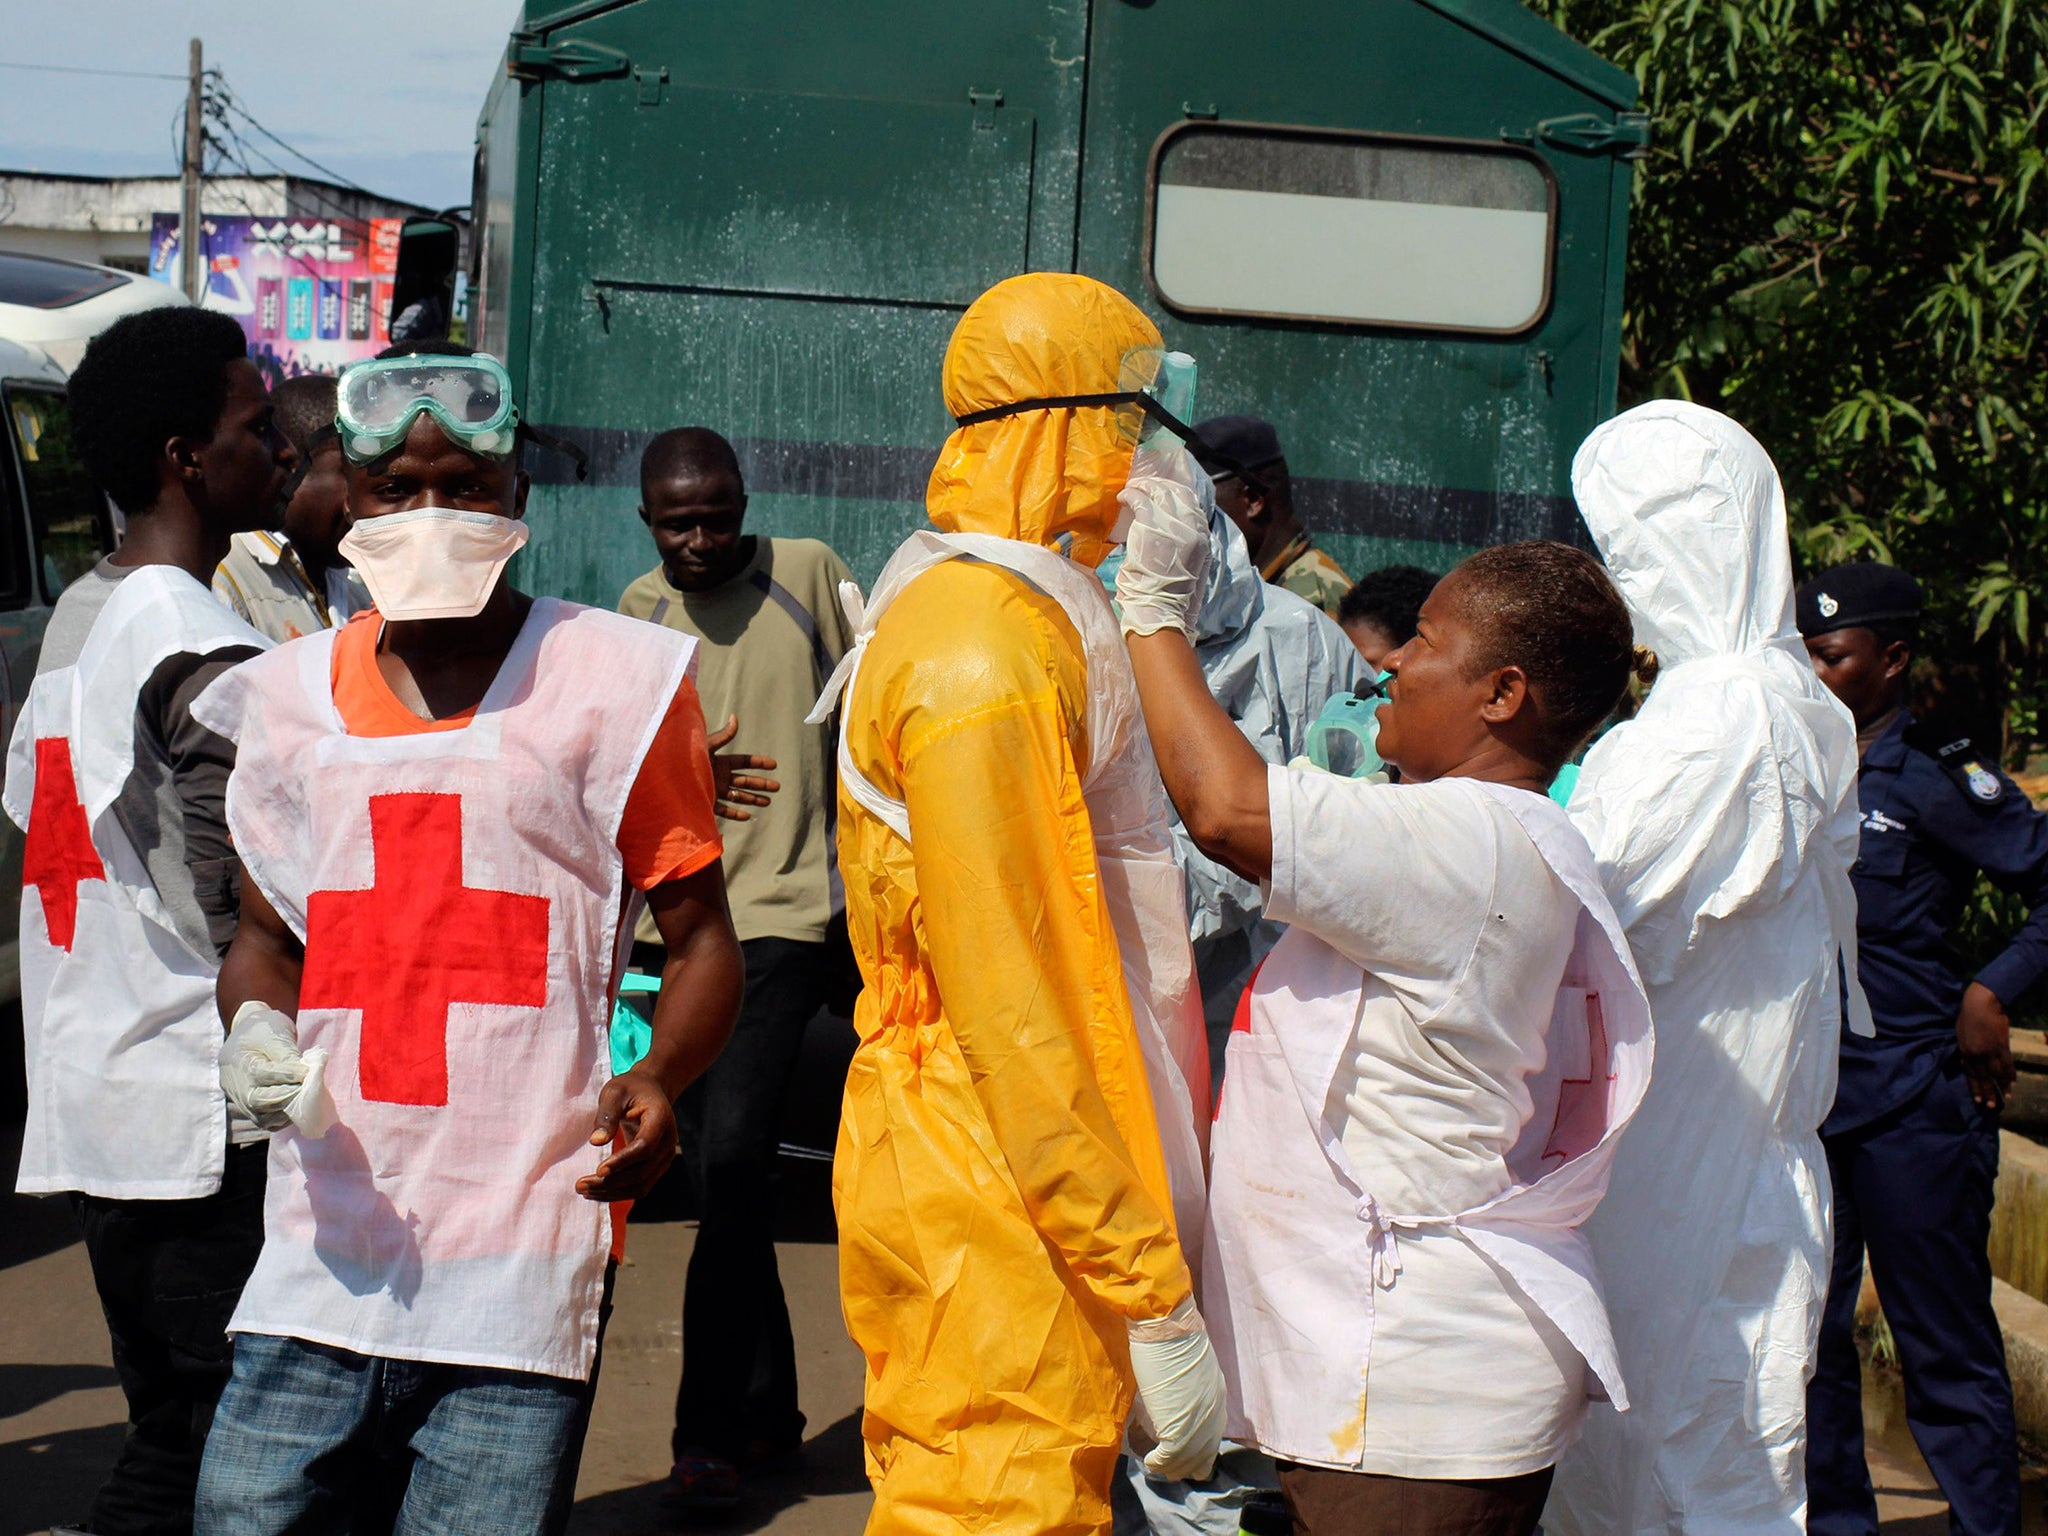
[300,792,550,1107]
[1544,992,1615,1167]
[22,737,104,951]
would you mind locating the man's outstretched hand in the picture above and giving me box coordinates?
[709,713,779,822]
[578,1068,680,1201]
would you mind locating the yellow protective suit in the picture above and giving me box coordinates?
[835,273,1195,1536]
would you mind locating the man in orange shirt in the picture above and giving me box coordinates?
[188,343,744,1536]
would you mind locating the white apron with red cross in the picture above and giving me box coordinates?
[1204,782,1653,1465]
[191,600,694,1380]
[3,565,269,1199]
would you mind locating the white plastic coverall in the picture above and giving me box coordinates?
[1177,508,1369,1045]
[1546,400,1871,1534]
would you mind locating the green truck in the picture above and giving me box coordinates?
[445,0,1644,600]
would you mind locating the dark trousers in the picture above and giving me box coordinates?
[670,935,825,1461]
[1275,1462,1553,1536]
[70,1140,268,1536]
[1808,1062,2019,1536]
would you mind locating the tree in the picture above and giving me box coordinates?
[1534,0,2048,760]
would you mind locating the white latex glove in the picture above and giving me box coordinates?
[1127,1295,1228,1483]
[219,1001,337,1137]
[1115,438,1212,643]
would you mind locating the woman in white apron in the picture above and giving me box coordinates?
[1115,472,1655,1536]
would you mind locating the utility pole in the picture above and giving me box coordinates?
[179,38,203,302]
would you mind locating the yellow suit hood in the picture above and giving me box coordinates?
[928,272,1162,566]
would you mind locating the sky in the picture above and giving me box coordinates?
[0,0,522,210]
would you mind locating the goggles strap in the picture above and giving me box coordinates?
[953,392,1135,427]
[952,391,1201,449]
[519,422,589,482]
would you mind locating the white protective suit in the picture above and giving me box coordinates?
[1546,401,1871,1533]
[1176,509,1368,1046]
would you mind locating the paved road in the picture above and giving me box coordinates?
[0,1130,2036,1536]
[0,1150,870,1536]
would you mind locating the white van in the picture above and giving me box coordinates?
[0,334,122,1004]
[0,250,187,375]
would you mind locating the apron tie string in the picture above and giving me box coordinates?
[806,580,871,726]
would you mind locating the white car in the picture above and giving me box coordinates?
[0,250,188,375]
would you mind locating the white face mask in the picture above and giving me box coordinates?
[338,507,530,621]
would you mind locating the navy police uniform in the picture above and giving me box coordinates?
[1800,564,2048,1536]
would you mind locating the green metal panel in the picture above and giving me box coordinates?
[1074,0,1639,581]
[486,0,1638,602]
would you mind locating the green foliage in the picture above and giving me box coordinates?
[1959,878,2048,1029]
[1534,0,2048,761]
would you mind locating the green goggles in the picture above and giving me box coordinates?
[335,353,520,464]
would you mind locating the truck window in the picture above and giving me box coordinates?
[6,386,113,602]
[1148,125,1555,335]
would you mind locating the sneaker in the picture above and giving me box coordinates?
[1240,1490,1292,1536]
[662,1450,741,1512]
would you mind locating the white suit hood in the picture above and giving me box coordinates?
[1571,399,1799,669]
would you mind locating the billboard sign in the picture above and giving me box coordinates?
[149,214,404,382]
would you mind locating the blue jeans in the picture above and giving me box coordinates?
[194,1331,589,1536]
[1113,1443,1281,1536]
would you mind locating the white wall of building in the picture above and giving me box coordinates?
[0,172,424,274]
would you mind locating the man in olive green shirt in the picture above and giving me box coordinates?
[1192,413,1352,618]
[618,427,856,1508]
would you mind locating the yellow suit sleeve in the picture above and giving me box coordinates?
[884,564,1193,1323]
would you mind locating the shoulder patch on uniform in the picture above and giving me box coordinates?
[1906,725,2007,807]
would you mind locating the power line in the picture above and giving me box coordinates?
[0,59,185,81]
[208,76,372,196]
[207,110,369,226]
[202,132,346,286]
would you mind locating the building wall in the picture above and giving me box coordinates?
[0,225,153,271]
[0,172,425,275]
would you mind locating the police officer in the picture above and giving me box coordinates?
[1800,561,2048,1536]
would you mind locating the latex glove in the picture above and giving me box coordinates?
[1127,1295,1228,1482]
[1115,438,1211,642]
[219,1001,337,1137]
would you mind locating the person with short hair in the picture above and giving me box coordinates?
[1335,564,1438,673]
[5,304,292,1536]
[189,345,745,1535]
[1189,414,1350,618]
[617,425,857,1507]
[212,374,367,642]
[1116,479,1653,1535]
[1798,560,2045,1536]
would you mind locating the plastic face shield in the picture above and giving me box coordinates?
[336,353,520,464]
[1114,349,1199,445]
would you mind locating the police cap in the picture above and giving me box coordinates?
[1796,562,1924,638]
[1192,414,1284,481]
